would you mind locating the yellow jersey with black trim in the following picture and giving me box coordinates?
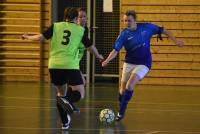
[49,22,84,69]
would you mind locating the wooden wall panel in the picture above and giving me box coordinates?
[121,6,200,13]
[121,0,200,5]
[41,0,51,82]
[0,0,51,82]
[0,18,49,26]
[120,0,200,85]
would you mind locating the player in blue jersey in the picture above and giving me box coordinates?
[102,10,184,121]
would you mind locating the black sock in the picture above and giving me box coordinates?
[65,90,81,103]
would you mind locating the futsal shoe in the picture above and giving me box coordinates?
[57,97,74,114]
[115,112,124,121]
[62,114,71,130]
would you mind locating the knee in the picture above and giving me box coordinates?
[53,84,68,97]
[51,84,62,97]
[126,74,140,90]
[126,83,135,91]
[80,90,85,99]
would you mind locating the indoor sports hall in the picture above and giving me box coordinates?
[0,0,200,134]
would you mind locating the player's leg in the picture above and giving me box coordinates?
[116,65,149,121]
[49,69,72,129]
[72,71,85,113]
[120,63,133,94]
[116,63,133,121]
[118,81,126,107]
[65,84,84,102]
[66,86,81,113]
[80,71,86,86]
[116,73,139,121]
[56,95,71,130]
[65,71,85,113]
[51,84,72,129]
[50,69,74,114]
[63,70,84,113]
[56,84,74,114]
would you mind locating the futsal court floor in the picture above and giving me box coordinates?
[0,82,200,134]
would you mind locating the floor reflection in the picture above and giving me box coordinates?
[0,83,200,134]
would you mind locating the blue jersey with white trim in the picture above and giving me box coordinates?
[113,23,163,69]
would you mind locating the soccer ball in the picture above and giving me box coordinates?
[99,109,115,123]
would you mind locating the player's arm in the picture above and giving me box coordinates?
[102,30,126,67]
[82,27,103,61]
[81,29,104,62]
[162,28,184,47]
[22,34,44,41]
[22,24,53,41]
[87,45,104,62]
[102,49,118,67]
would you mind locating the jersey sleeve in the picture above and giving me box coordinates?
[81,27,92,48]
[42,24,54,40]
[112,30,127,52]
[148,23,164,41]
[84,26,89,37]
[148,23,164,35]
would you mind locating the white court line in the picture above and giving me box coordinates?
[127,108,200,113]
[0,105,200,113]
[0,105,56,110]
[0,95,200,106]
[0,127,199,134]
[144,131,160,134]
[0,96,55,101]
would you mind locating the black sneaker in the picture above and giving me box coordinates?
[57,97,74,114]
[71,103,80,113]
[61,114,71,130]
[115,113,124,121]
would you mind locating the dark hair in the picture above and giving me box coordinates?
[78,7,86,13]
[63,7,78,21]
[125,10,137,20]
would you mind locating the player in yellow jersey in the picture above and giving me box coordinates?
[22,8,94,130]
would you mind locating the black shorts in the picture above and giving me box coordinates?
[49,69,83,86]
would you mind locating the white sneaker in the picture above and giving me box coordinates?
[115,112,124,121]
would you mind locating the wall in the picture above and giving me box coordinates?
[0,0,51,82]
[120,0,200,85]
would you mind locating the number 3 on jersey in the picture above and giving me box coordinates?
[61,30,71,45]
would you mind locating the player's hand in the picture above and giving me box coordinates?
[98,54,104,63]
[21,33,28,40]
[175,40,184,47]
[102,60,109,67]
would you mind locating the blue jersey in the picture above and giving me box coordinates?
[113,23,163,69]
